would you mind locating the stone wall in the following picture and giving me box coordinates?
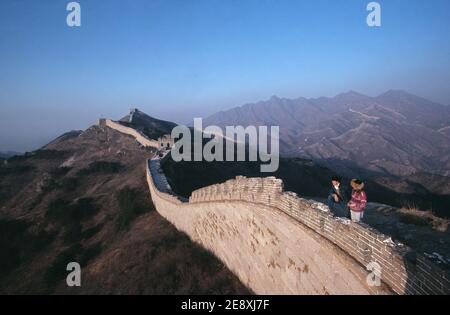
[147,158,391,294]
[188,175,450,295]
[103,117,450,294]
[100,119,160,148]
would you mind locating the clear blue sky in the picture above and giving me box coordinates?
[1,0,449,152]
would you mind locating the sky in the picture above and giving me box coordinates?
[0,0,449,152]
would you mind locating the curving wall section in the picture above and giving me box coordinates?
[147,158,389,294]
[99,118,160,148]
[187,172,450,295]
[102,119,450,295]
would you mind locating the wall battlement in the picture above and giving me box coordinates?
[104,117,450,295]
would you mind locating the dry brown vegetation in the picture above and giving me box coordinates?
[397,206,449,232]
[0,126,250,294]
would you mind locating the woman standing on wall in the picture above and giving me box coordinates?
[347,179,367,222]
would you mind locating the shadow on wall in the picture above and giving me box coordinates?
[162,157,334,199]
[162,155,450,219]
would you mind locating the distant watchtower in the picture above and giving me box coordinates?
[98,118,107,127]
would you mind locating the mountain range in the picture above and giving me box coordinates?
[0,151,22,160]
[203,90,450,179]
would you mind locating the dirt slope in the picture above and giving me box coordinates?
[0,125,250,294]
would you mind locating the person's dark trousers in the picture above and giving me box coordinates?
[327,195,349,218]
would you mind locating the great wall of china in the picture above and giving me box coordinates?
[99,118,450,295]
[99,119,160,148]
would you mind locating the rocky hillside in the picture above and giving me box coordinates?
[0,124,249,294]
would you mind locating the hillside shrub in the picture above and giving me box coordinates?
[81,223,104,240]
[44,242,102,287]
[77,161,123,175]
[116,187,149,231]
[46,197,99,223]
[0,219,54,279]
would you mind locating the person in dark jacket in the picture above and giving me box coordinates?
[327,175,349,218]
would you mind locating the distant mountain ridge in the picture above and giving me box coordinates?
[0,151,22,159]
[203,90,450,178]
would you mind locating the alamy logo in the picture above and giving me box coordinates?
[366,261,382,287]
[66,262,81,287]
[170,118,280,173]
[366,2,381,27]
[66,2,81,27]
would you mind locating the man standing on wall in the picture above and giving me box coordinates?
[327,175,349,218]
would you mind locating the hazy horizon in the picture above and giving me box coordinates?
[1,88,448,153]
[1,0,450,152]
